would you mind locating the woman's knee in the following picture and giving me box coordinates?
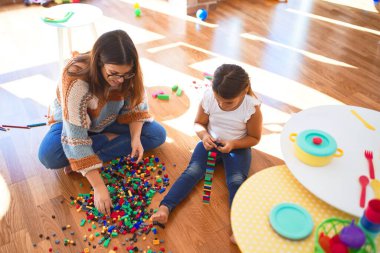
[149,122,167,146]
[38,144,56,168]
[38,140,67,169]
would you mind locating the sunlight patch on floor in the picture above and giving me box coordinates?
[140,57,203,91]
[321,0,378,13]
[0,7,60,74]
[286,8,380,36]
[95,16,166,45]
[241,33,357,68]
[147,41,219,57]
[0,75,56,108]
[256,104,291,159]
[140,57,203,137]
[165,136,174,143]
[256,133,284,160]
[0,172,10,220]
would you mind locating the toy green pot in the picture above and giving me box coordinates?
[289,129,343,167]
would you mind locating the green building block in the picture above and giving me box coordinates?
[171,84,178,91]
[103,237,111,248]
[157,94,169,100]
[176,88,182,96]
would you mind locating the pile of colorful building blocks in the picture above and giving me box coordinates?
[35,155,172,253]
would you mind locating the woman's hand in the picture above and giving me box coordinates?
[93,183,113,215]
[216,140,234,153]
[131,138,144,163]
[202,134,217,150]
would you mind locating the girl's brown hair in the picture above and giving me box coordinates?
[66,30,144,108]
[212,64,255,99]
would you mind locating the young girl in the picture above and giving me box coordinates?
[152,64,263,236]
[38,30,166,215]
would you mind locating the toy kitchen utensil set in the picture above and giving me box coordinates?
[289,129,377,209]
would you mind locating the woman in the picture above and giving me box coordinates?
[38,30,166,215]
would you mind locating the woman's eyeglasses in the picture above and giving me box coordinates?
[106,71,135,81]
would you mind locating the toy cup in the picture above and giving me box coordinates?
[360,215,380,233]
[365,199,380,223]
[360,199,380,239]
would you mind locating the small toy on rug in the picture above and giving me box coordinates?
[134,2,142,17]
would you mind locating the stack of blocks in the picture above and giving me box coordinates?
[203,151,217,204]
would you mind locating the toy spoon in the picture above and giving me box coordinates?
[359,175,369,208]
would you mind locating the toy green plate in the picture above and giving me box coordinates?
[269,203,314,240]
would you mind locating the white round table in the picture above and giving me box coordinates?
[281,105,380,217]
[41,3,103,69]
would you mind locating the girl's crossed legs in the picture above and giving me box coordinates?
[152,141,251,223]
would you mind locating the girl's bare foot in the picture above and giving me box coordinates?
[151,205,170,224]
[63,166,73,175]
[230,234,237,244]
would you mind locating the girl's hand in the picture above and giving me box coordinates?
[131,138,144,163]
[93,183,113,215]
[202,134,217,150]
[216,140,234,153]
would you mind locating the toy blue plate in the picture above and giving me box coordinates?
[269,203,314,240]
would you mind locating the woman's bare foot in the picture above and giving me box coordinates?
[63,166,73,175]
[230,234,237,244]
[151,205,170,224]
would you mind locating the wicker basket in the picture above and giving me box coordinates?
[314,218,376,253]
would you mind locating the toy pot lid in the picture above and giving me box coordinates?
[296,129,338,157]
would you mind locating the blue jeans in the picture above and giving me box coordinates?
[38,121,166,169]
[160,141,251,211]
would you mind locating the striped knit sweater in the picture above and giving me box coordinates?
[48,71,152,174]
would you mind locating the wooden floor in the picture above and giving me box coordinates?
[0,0,379,252]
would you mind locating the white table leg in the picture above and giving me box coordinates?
[67,28,73,56]
[57,27,65,71]
[91,22,97,39]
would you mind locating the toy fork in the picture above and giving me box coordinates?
[365,150,375,179]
